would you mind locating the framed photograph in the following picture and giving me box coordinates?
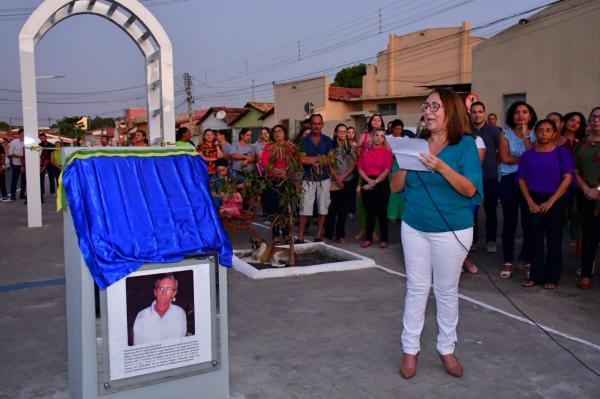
[96,257,220,395]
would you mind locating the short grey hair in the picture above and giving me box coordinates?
[154,274,178,290]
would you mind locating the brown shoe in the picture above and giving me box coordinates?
[439,353,463,377]
[463,257,479,274]
[354,230,365,241]
[578,277,592,289]
[399,353,419,379]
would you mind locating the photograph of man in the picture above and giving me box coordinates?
[132,273,187,346]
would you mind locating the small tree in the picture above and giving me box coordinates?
[264,141,303,266]
[89,116,116,130]
[333,63,367,88]
[265,142,340,266]
[55,116,85,140]
[0,121,9,131]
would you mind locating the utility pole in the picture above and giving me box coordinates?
[379,9,382,34]
[48,116,52,131]
[251,79,255,101]
[183,72,195,138]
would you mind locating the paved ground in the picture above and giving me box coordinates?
[1,190,599,398]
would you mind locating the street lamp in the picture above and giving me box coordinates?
[35,75,67,79]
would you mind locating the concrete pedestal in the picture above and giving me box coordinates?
[64,211,230,398]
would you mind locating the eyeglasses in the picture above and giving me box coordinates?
[420,102,442,113]
[590,115,600,121]
[157,286,175,293]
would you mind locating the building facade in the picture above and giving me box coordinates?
[274,76,361,137]
[472,0,600,126]
[230,102,274,141]
[360,22,484,129]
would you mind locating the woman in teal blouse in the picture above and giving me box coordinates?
[390,88,483,379]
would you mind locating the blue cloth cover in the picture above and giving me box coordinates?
[61,149,232,289]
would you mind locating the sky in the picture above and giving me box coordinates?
[0,0,555,126]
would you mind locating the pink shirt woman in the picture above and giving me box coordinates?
[357,129,393,248]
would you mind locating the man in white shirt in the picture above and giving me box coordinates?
[7,129,25,201]
[133,274,187,346]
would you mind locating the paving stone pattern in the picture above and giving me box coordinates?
[0,195,599,398]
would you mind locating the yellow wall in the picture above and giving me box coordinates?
[360,97,424,128]
[363,22,483,99]
[274,76,361,136]
[274,76,326,135]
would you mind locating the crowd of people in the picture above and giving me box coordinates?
[191,101,600,296]
[0,129,62,204]
[2,88,598,379]
[2,96,599,296]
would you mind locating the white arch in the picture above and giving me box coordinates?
[19,0,176,227]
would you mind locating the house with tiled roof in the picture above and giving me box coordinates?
[83,127,117,146]
[274,22,482,134]
[229,102,275,142]
[197,107,246,142]
[128,108,209,144]
[274,76,362,137]
[258,107,275,127]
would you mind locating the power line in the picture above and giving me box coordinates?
[0,0,190,20]
[0,74,184,96]
[188,1,568,103]
[0,95,147,105]
[203,0,470,84]
[198,0,559,89]
[3,1,577,112]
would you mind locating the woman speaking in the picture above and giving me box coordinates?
[390,88,482,379]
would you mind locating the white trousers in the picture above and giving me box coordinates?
[400,222,472,355]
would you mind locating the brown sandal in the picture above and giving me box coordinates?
[500,263,512,279]
[522,279,536,288]
[463,257,479,274]
[577,277,591,289]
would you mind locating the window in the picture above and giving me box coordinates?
[378,103,397,116]
[502,93,526,123]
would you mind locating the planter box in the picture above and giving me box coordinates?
[233,242,375,279]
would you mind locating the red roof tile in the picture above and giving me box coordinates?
[258,107,274,120]
[197,106,246,125]
[329,86,362,101]
[245,102,274,113]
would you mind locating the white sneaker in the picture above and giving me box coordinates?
[486,241,497,253]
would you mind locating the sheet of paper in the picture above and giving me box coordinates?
[387,136,430,171]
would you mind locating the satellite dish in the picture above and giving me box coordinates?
[304,102,314,115]
[216,110,227,120]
